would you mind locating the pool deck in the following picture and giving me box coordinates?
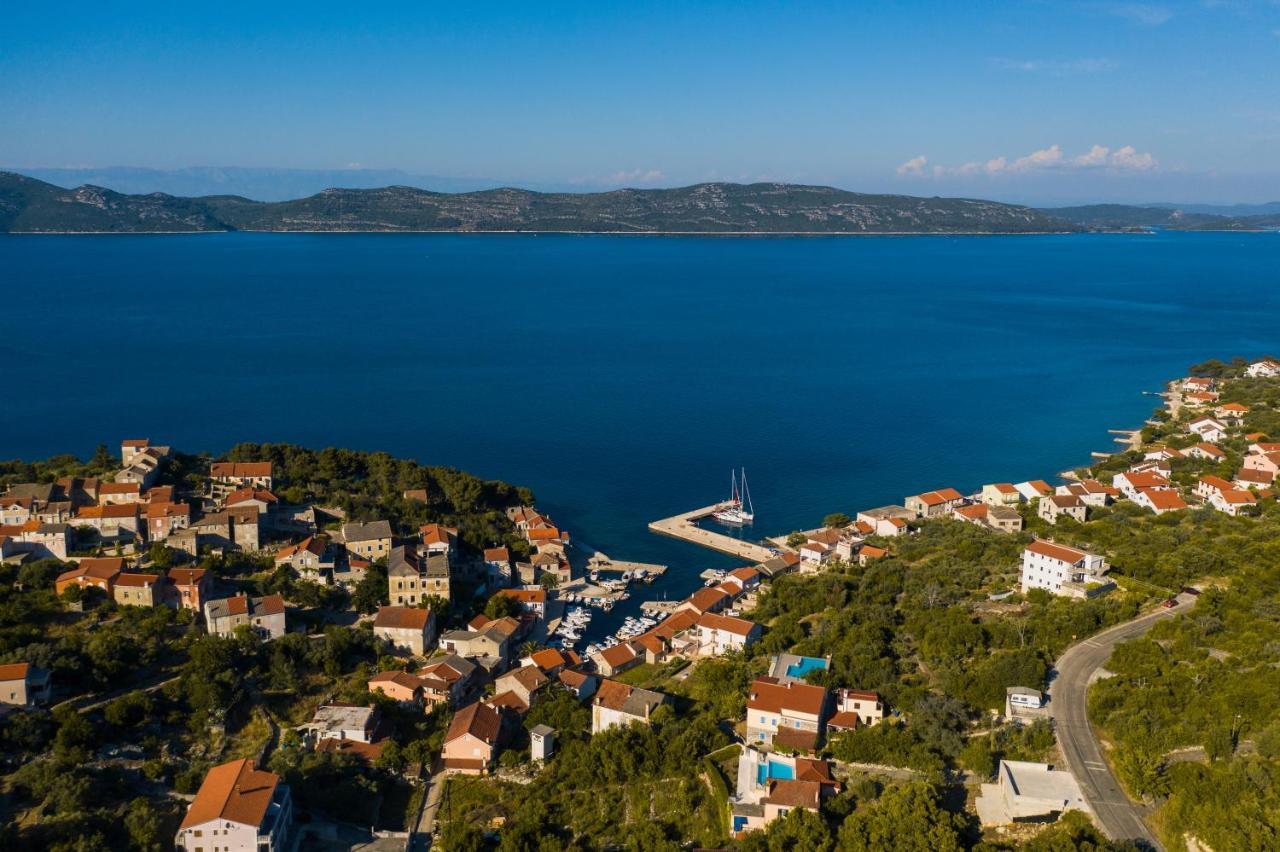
[648,503,780,564]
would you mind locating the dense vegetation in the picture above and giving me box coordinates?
[0,442,527,849]
[221,441,532,552]
[1089,565,1280,849]
[751,520,1143,718]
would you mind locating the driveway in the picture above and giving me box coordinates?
[1047,594,1194,849]
[408,761,447,850]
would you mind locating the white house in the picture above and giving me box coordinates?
[1209,488,1257,516]
[591,679,667,734]
[1038,494,1087,525]
[1056,480,1116,507]
[1112,470,1172,500]
[1020,540,1110,598]
[745,677,830,748]
[981,483,1022,506]
[976,760,1087,827]
[1245,359,1280,378]
[1187,417,1229,444]
[1014,480,1055,502]
[1132,487,1188,515]
[695,612,762,655]
[1183,443,1226,462]
[175,759,292,852]
[1195,475,1235,500]
[797,540,832,571]
[834,688,883,726]
[302,704,378,744]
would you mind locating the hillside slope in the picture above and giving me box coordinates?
[0,172,1077,234]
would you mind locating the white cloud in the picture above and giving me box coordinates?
[896,155,929,176]
[1108,145,1158,170]
[1100,3,1174,26]
[1010,145,1065,171]
[607,168,665,185]
[900,144,1159,178]
[991,57,1116,75]
[1073,144,1111,166]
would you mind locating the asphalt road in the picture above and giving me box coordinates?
[1048,594,1194,850]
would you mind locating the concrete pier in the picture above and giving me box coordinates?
[587,552,668,577]
[648,503,779,563]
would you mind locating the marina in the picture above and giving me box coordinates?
[648,503,780,563]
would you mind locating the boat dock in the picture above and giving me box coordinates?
[587,552,668,577]
[640,600,682,616]
[648,503,779,563]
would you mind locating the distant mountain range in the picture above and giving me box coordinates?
[2,171,1276,235]
[1040,203,1280,231]
[0,172,1078,234]
[6,166,506,201]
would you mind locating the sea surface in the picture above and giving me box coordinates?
[3,231,1278,638]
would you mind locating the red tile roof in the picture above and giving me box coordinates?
[596,642,639,668]
[696,612,758,636]
[114,572,161,587]
[1139,488,1187,511]
[374,605,432,631]
[1119,470,1171,489]
[167,567,208,586]
[444,701,501,745]
[226,488,278,506]
[179,758,280,830]
[686,587,730,613]
[764,779,822,809]
[915,487,964,506]
[747,676,827,716]
[211,462,273,478]
[1025,539,1088,563]
[0,662,31,681]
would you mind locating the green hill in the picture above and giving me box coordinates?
[0,172,1079,234]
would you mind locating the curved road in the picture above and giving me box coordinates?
[1048,594,1194,850]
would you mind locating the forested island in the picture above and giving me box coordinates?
[4,170,1277,235]
[0,172,1074,234]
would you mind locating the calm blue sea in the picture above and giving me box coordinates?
[3,231,1277,633]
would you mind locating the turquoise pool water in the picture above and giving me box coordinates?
[785,656,829,679]
[757,759,796,785]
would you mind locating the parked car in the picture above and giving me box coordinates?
[1181,586,1201,596]
[1162,598,1178,609]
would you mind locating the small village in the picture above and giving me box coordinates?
[2,357,1279,851]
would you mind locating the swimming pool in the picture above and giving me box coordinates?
[757,759,796,785]
[784,656,828,679]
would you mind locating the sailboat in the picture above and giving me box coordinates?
[713,468,755,525]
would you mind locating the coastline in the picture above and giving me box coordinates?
[3,228,1091,237]
[7,226,1273,236]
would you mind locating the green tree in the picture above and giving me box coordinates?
[484,594,520,620]
[836,782,964,851]
[352,561,389,614]
[823,513,851,529]
[124,797,165,852]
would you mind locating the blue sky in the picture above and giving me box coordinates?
[3,1,1279,203]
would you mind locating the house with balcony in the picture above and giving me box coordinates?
[1020,540,1111,598]
[745,676,830,751]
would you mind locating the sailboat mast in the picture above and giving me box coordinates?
[741,468,754,514]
